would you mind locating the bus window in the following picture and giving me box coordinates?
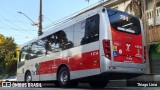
[23,44,33,60]
[57,30,68,50]
[44,37,52,54]
[30,43,38,59]
[74,20,85,46]
[107,9,141,35]
[45,31,64,54]
[35,40,45,57]
[19,46,31,61]
[19,51,26,62]
[81,14,99,45]
[49,34,59,53]
[64,26,74,49]
[18,48,27,69]
[23,41,46,58]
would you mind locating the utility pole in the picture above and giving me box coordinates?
[18,0,43,36]
[38,0,43,36]
[142,0,150,74]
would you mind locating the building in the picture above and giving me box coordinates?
[102,0,160,74]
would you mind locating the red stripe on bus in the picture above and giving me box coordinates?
[37,50,100,75]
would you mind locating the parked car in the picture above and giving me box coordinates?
[0,79,2,86]
[2,76,17,82]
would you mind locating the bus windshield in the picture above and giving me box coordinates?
[107,8,141,35]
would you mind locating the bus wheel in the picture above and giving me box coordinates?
[58,66,71,87]
[89,81,107,88]
[25,72,32,82]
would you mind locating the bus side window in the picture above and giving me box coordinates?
[63,26,74,49]
[30,43,38,59]
[51,32,60,52]
[36,40,46,56]
[25,54,31,60]
[25,44,33,60]
[50,33,58,53]
[19,51,25,62]
[44,37,51,54]
[19,46,29,61]
[55,30,67,50]
[45,32,63,54]
[81,14,99,45]
[74,20,85,46]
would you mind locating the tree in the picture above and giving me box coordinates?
[156,42,160,53]
[0,34,5,76]
[0,34,17,77]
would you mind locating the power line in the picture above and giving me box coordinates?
[0,6,37,32]
[0,20,33,35]
[0,14,37,32]
[0,26,36,34]
[0,6,29,24]
[0,25,37,31]
[43,16,53,25]
[42,1,100,31]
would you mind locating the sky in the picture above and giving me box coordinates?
[0,0,100,45]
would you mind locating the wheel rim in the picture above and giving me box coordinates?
[60,71,68,84]
[26,75,31,82]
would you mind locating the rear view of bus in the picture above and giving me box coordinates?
[100,8,146,75]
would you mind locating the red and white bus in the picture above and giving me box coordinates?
[17,6,146,88]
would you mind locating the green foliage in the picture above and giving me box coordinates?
[156,42,160,53]
[0,34,17,77]
[6,58,17,76]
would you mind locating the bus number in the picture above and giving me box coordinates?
[120,15,129,21]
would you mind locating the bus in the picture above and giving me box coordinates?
[17,6,146,88]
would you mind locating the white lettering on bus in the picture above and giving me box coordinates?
[126,44,131,51]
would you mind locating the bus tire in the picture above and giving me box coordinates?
[25,71,32,82]
[89,81,107,88]
[57,66,78,88]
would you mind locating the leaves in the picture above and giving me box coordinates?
[0,34,17,76]
[156,41,160,53]
[0,34,5,44]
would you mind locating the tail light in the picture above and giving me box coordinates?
[103,39,111,60]
[144,46,147,63]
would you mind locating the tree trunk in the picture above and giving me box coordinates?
[132,0,142,18]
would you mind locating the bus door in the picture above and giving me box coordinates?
[107,9,143,66]
[17,45,41,81]
[17,51,26,81]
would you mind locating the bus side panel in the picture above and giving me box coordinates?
[37,41,100,81]
[38,52,62,81]
[70,41,100,80]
